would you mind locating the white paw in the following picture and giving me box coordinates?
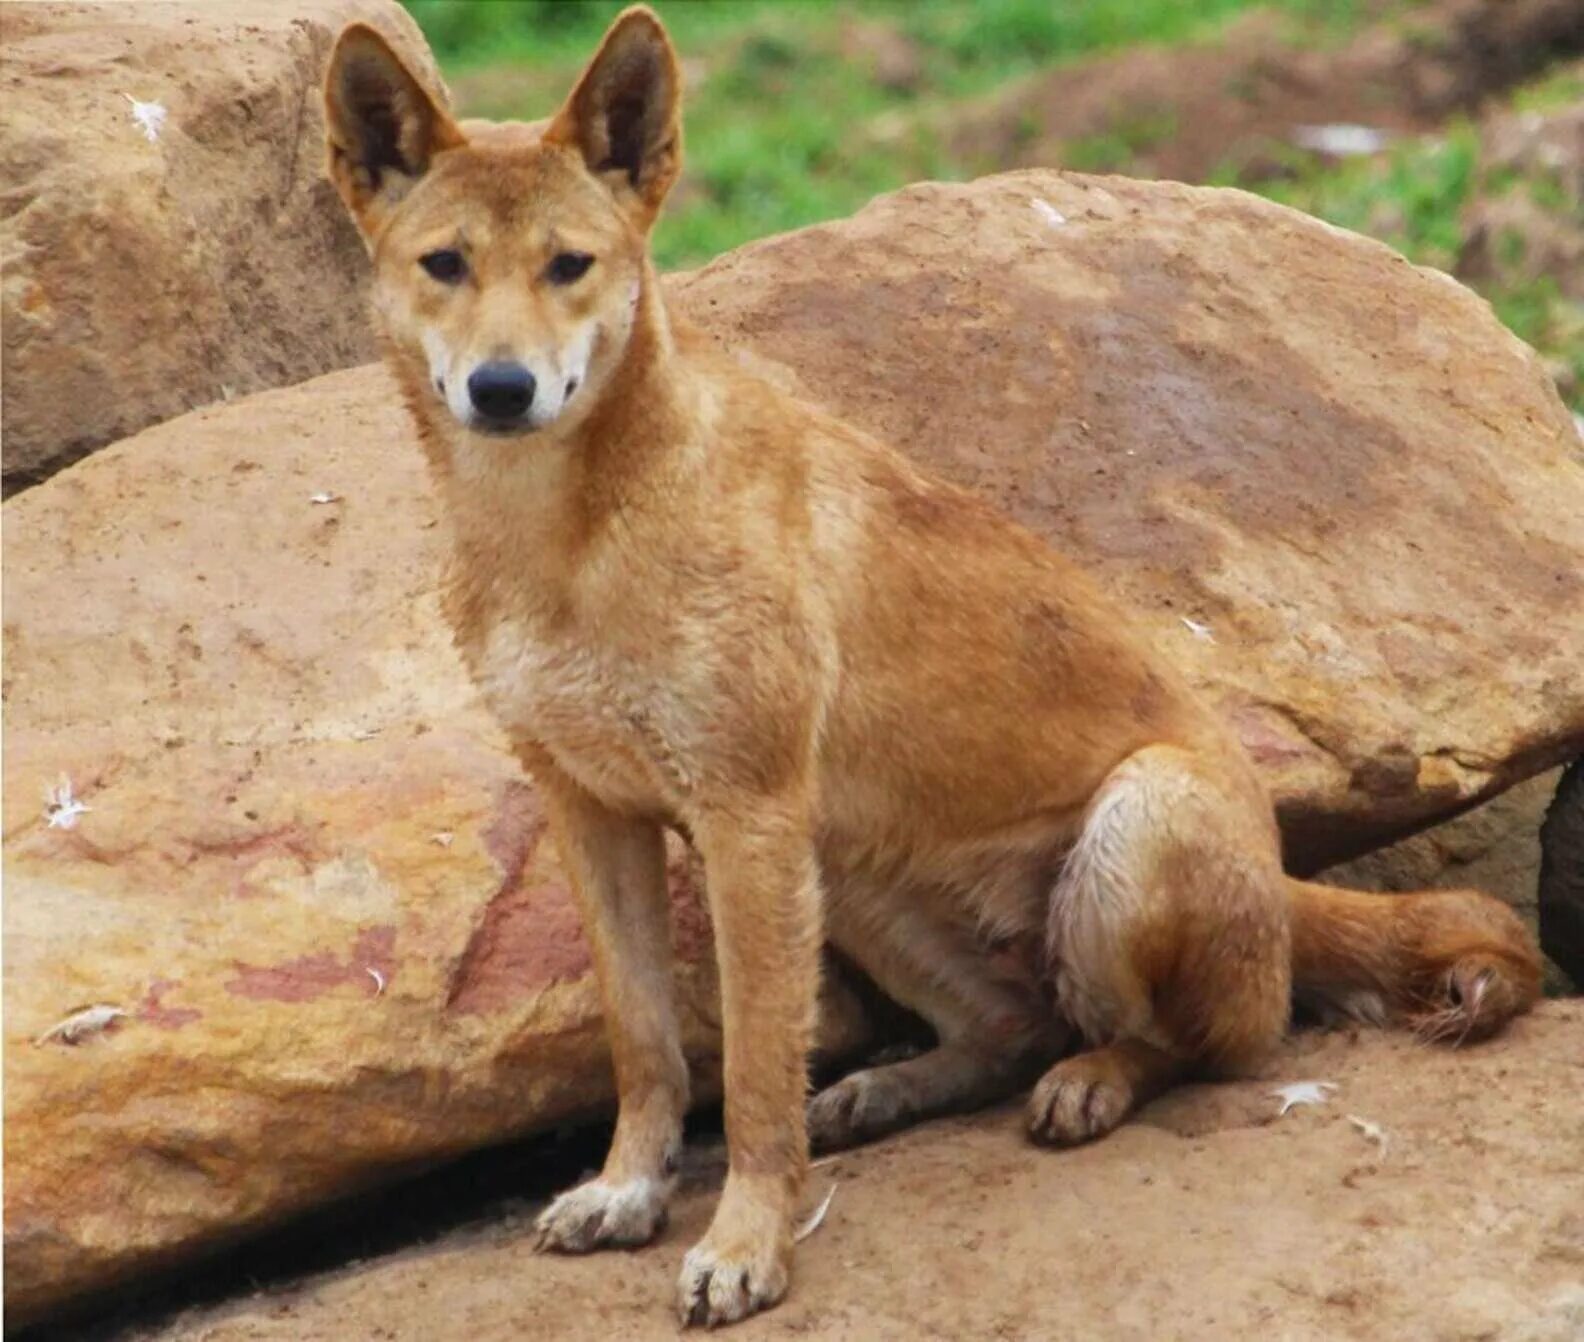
[534,1177,668,1253]
[676,1234,790,1328]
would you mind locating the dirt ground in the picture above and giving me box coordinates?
[111,1002,1583,1342]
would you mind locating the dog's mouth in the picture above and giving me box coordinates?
[470,419,539,439]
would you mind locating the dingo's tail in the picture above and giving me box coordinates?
[1287,878,1542,1043]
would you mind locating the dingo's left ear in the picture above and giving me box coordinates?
[545,6,683,227]
[324,23,464,242]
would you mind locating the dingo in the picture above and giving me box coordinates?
[326,8,1541,1326]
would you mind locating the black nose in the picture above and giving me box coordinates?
[467,361,535,422]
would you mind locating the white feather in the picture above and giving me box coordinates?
[122,95,167,143]
[34,1004,127,1047]
[794,1184,838,1243]
[44,776,90,829]
[1270,1080,1337,1116]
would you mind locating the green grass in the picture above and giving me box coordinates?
[1063,110,1180,173]
[408,1,1379,78]
[1254,125,1482,271]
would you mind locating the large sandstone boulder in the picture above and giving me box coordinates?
[6,170,1583,1324]
[0,0,439,492]
[669,170,1584,870]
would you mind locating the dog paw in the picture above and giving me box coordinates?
[1027,1057,1132,1147]
[676,1232,790,1329]
[534,1177,668,1253]
[807,1068,913,1151]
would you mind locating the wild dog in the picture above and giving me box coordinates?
[325,8,1542,1327]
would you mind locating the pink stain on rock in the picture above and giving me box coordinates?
[1229,704,1323,767]
[448,880,594,1013]
[181,822,320,899]
[483,779,548,885]
[449,779,580,1012]
[136,979,202,1030]
[226,926,397,1003]
[448,781,716,1014]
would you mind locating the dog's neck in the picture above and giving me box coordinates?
[570,259,690,492]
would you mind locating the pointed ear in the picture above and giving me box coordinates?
[543,6,683,226]
[324,23,464,241]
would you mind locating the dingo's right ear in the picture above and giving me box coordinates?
[324,23,463,242]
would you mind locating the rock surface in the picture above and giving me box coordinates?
[7,171,1584,1324]
[0,0,439,492]
[669,170,1584,869]
[124,1004,1584,1342]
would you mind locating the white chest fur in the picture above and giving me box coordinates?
[472,616,693,814]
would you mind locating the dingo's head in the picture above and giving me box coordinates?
[325,7,680,441]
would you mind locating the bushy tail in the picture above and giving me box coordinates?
[1286,879,1543,1045]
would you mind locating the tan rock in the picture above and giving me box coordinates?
[1320,770,1555,916]
[7,171,1583,1324]
[0,1,439,491]
[669,170,1584,870]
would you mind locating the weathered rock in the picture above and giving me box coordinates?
[1540,758,1584,985]
[1321,770,1556,913]
[0,369,874,1326]
[7,170,1584,1324]
[669,170,1584,869]
[0,0,440,492]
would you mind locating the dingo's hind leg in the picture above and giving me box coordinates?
[810,876,1053,1151]
[1031,745,1291,1146]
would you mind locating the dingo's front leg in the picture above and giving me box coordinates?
[678,798,821,1328]
[529,756,687,1254]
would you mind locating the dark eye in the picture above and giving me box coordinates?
[547,251,595,285]
[420,249,466,284]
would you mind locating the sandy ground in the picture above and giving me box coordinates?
[118,1003,1583,1342]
